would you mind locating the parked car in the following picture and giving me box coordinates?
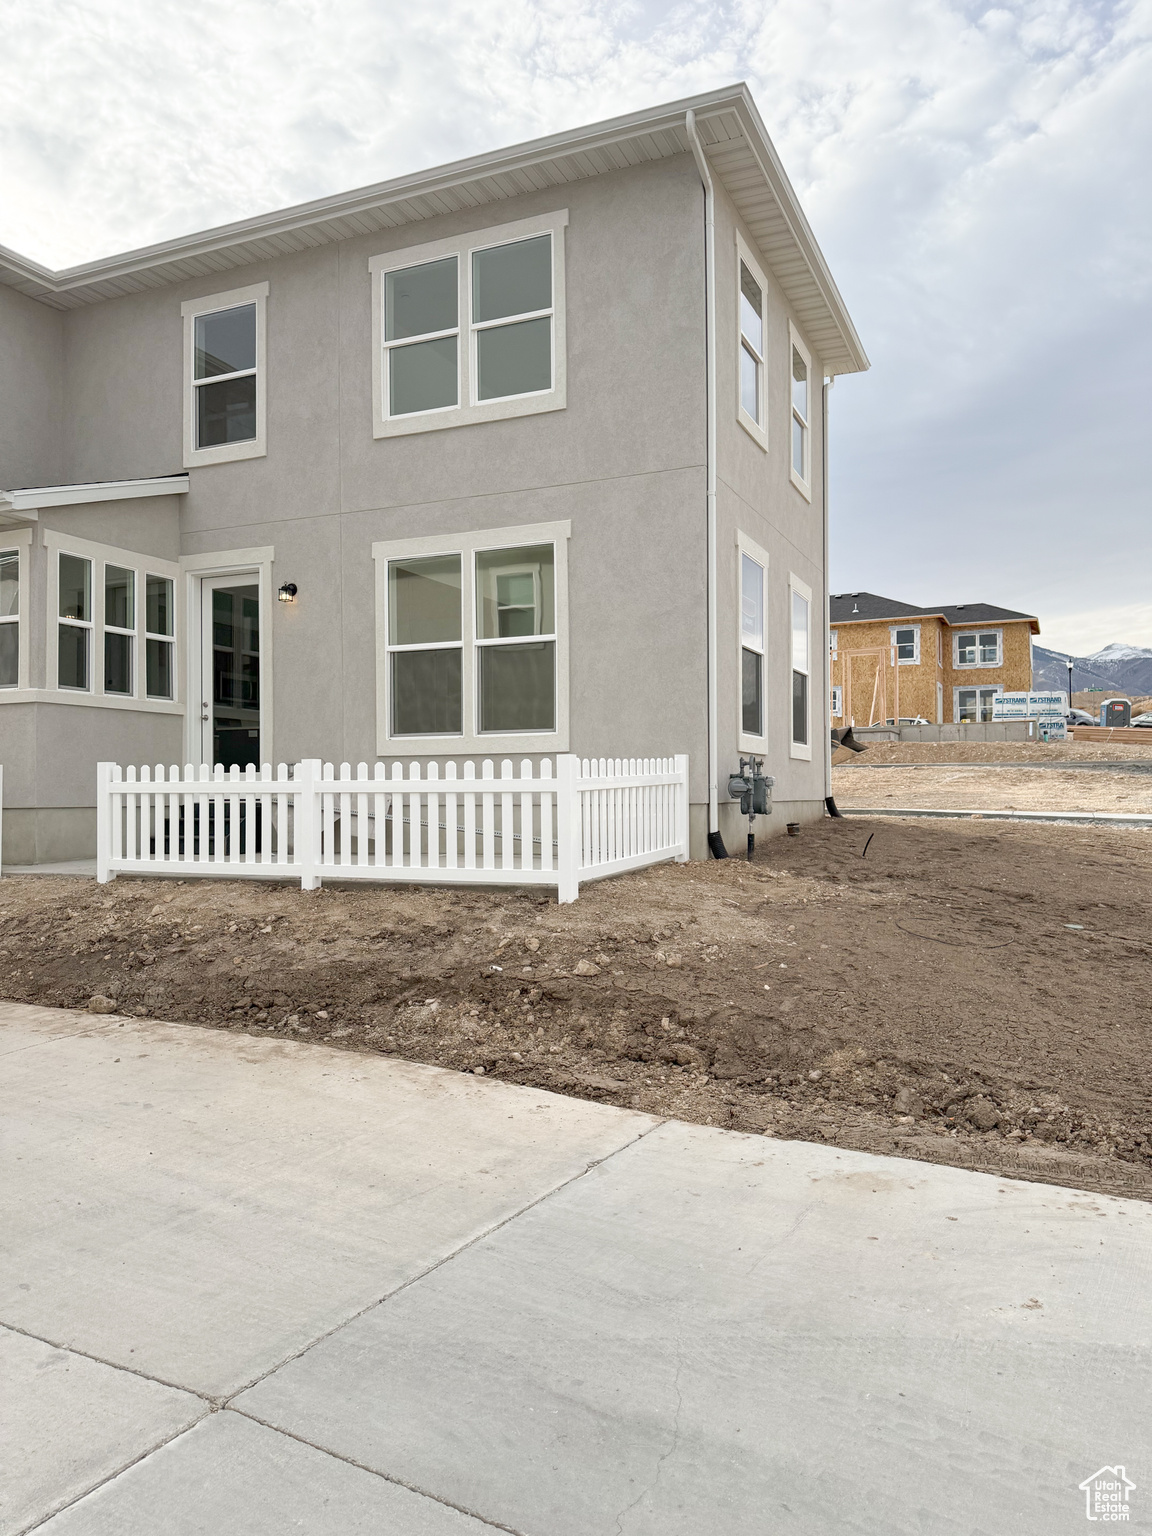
[1131,713,1152,728]
[1067,709,1096,727]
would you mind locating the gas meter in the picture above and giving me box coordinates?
[727,756,774,860]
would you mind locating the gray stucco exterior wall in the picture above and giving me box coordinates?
[2,144,836,863]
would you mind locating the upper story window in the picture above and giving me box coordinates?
[373,520,571,754]
[182,283,268,468]
[370,211,568,439]
[736,239,768,447]
[47,533,180,709]
[891,624,920,664]
[0,548,19,688]
[789,324,812,498]
[829,628,838,658]
[739,546,766,739]
[955,629,1002,667]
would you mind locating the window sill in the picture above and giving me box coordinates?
[789,741,813,761]
[737,410,768,452]
[373,389,565,439]
[953,662,1003,671]
[738,730,767,754]
[380,726,569,758]
[184,436,266,470]
[789,467,812,501]
[0,689,184,714]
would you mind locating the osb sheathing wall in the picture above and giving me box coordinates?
[831,618,1033,724]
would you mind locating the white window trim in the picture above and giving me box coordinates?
[789,322,813,501]
[831,685,843,719]
[953,627,1003,668]
[0,526,33,696]
[890,622,921,665]
[829,627,838,658]
[181,282,268,469]
[736,531,769,751]
[41,529,182,714]
[369,211,568,440]
[953,684,1003,723]
[372,520,570,755]
[178,546,276,767]
[789,571,813,760]
[735,234,768,451]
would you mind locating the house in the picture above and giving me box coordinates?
[0,85,867,868]
[829,593,1038,726]
[1078,1466,1136,1522]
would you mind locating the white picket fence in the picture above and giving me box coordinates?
[96,754,688,901]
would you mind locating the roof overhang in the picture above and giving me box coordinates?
[0,474,189,527]
[0,85,868,376]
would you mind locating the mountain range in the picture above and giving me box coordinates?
[1032,643,1152,696]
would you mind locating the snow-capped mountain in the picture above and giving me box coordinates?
[1032,643,1152,696]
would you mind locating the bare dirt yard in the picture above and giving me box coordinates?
[2,816,1150,1200]
[832,764,1152,815]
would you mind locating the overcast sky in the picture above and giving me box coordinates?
[3,0,1149,655]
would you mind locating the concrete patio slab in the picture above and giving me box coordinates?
[35,1412,492,1536]
[0,1004,655,1397]
[0,1326,203,1536]
[3,1000,1150,1536]
[237,1120,1152,1536]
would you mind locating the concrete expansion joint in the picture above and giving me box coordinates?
[14,1412,214,1536]
[0,1317,214,1403]
[227,1406,530,1535]
[220,1115,670,1407]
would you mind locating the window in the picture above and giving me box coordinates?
[182,283,268,468]
[740,549,765,738]
[891,624,920,664]
[829,628,838,658]
[955,629,1002,667]
[476,545,556,732]
[736,240,767,445]
[831,685,843,718]
[0,548,19,688]
[58,554,92,690]
[371,211,568,438]
[373,520,570,752]
[146,576,175,700]
[790,575,812,758]
[937,628,943,667]
[387,555,463,736]
[46,535,180,708]
[956,686,1000,723]
[789,325,812,497]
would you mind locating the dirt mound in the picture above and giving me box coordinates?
[2,816,1151,1200]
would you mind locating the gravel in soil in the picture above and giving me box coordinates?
[2,817,1150,1201]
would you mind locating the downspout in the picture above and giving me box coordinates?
[685,109,727,858]
[823,375,842,817]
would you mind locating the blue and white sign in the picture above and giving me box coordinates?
[992,691,1068,720]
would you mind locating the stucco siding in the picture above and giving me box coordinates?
[0,284,64,490]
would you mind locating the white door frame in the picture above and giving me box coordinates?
[179,546,276,766]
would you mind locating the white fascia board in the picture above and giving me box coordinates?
[0,475,189,512]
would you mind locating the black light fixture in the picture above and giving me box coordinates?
[278,582,298,603]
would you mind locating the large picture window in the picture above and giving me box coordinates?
[0,548,20,688]
[371,212,568,438]
[182,282,268,468]
[956,686,1000,723]
[47,538,179,707]
[374,521,569,752]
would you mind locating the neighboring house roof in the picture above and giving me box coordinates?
[0,85,868,376]
[830,592,1039,633]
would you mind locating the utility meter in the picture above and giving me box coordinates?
[727,756,774,860]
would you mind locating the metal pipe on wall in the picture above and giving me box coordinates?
[684,109,724,855]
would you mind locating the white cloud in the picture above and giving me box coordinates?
[1,0,1149,644]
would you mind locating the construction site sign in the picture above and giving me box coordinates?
[992,691,1068,719]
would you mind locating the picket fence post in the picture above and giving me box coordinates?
[674,753,690,862]
[555,753,581,904]
[296,759,322,890]
[96,762,115,883]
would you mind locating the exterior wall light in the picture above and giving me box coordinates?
[278,582,298,603]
